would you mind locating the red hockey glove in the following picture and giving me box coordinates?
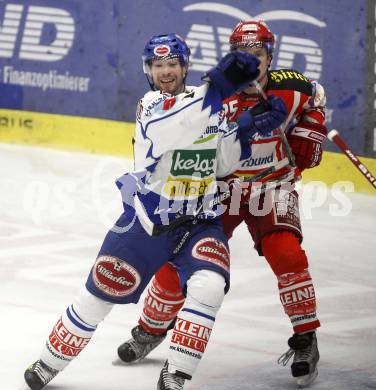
[287,122,327,171]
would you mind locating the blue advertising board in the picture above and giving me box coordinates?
[0,0,374,156]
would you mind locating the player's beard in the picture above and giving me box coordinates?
[156,78,184,95]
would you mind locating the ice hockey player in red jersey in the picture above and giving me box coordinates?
[117,21,327,388]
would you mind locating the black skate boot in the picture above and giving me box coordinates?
[157,361,190,390]
[278,331,319,388]
[24,360,59,390]
[117,325,166,363]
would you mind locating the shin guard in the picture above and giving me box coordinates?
[278,270,321,333]
[262,232,320,333]
[40,288,113,371]
[167,270,225,378]
[139,263,185,335]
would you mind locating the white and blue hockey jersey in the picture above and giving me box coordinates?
[116,84,251,229]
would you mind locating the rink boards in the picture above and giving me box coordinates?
[0,0,375,158]
[1,107,375,195]
[0,108,134,157]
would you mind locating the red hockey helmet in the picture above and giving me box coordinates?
[229,21,275,57]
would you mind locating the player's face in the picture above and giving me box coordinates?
[238,46,271,93]
[151,58,187,95]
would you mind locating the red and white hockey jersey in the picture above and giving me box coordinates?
[222,68,326,183]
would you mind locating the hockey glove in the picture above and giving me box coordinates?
[287,122,327,171]
[236,95,288,138]
[202,51,260,100]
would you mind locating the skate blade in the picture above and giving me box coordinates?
[296,368,318,388]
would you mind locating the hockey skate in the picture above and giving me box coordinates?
[117,325,166,363]
[24,360,59,390]
[278,332,319,388]
[157,361,188,390]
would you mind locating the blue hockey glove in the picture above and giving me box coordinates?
[236,95,288,138]
[251,95,288,136]
[202,51,260,99]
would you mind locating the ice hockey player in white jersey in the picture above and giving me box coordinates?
[23,33,287,390]
[117,25,325,389]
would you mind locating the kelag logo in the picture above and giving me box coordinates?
[0,3,75,62]
[171,149,216,177]
[183,2,326,80]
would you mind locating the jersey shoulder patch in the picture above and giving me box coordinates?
[268,69,312,96]
[139,91,166,118]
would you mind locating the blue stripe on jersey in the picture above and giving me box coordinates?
[202,84,222,114]
[66,306,96,332]
[222,122,239,138]
[144,97,204,159]
[182,308,215,322]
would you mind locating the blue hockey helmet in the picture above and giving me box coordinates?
[142,33,190,90]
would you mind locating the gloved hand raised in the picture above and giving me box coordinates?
[202,51,260,100]
[236,94,288,138]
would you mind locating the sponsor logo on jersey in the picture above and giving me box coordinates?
[163,97,176,110]
[194,125,219,144]
[241,152,274,167]
[163,177,212,197]
[171,149,216,176]
[276,191,299,215]
[93,255,141,297]
[164,149,216,198]
[194,133,217,144]
[183,90,195,99]
[270,70,309,84]
[192,237,230,272]
[204,125,219,134]
[273,190,301,232]
[144,96,165,116]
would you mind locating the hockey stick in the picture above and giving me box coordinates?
[142,157,291,256]
[328,129,376,190]
[170,157,292,254]
[252,80,297,169]
[136,156,291,238]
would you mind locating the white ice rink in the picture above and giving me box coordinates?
[1,143,375,390]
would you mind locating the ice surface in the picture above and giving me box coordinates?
[1,144,375,390]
